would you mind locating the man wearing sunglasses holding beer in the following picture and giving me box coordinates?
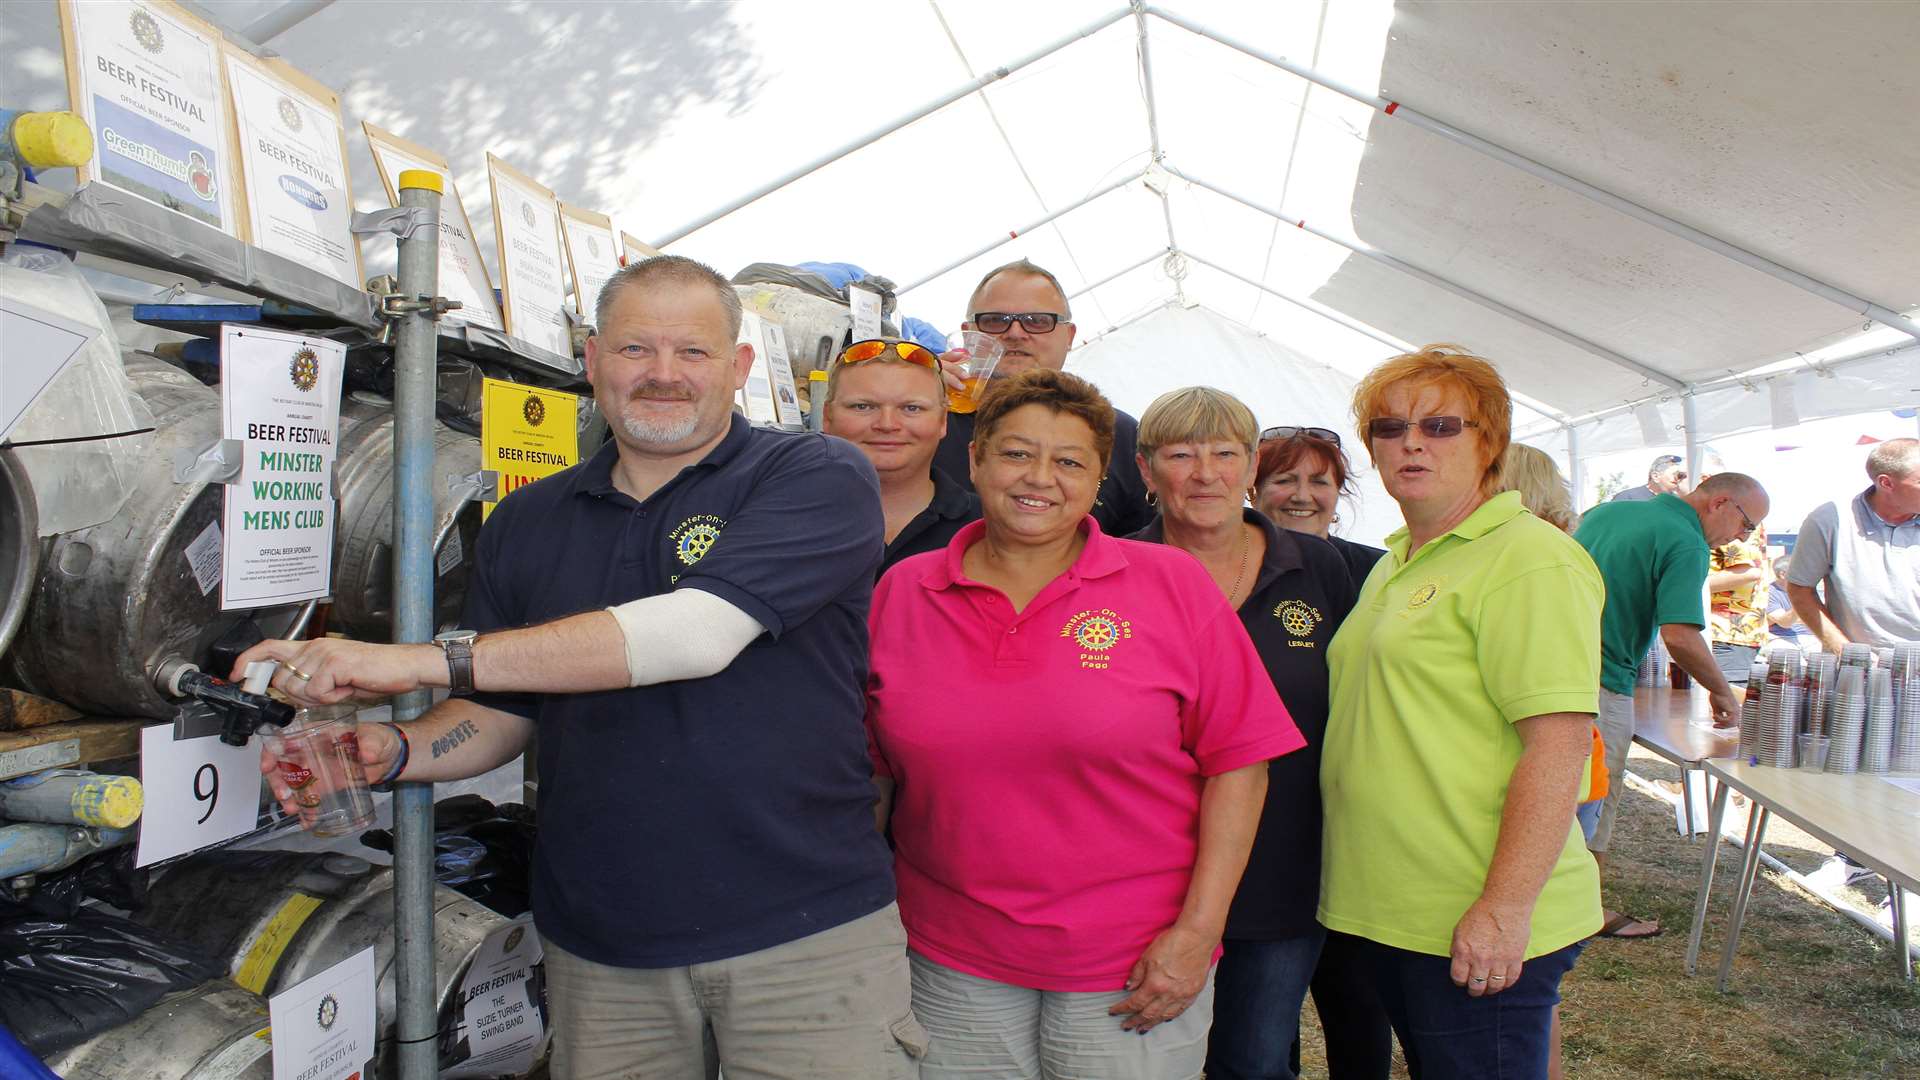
[931,259,1154,537]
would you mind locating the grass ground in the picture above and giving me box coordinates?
[1295,746,1920,1078]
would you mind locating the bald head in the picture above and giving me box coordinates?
[1685,471,1768,547]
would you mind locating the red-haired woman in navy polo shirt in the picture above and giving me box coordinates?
[1130,387,1390,1080]
[866,369,1304,1080]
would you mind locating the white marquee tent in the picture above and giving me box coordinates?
[8,0,1918,542]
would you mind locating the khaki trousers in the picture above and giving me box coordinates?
[546,903,925,1080]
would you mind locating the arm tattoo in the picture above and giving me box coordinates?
[430,719,480,759]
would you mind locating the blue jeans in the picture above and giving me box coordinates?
[1204,929,1324,1080]
[1352,937,1583,1080]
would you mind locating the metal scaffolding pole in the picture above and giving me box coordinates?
[652,5,1133,248]
[1143,5,1920,344]
[1066,250,1169,300]
[1681,393,1704,483]
[895,170,1147,295]
[390,171,443,1080]
[1132,2,1181,304]
[1567,425,1586,508]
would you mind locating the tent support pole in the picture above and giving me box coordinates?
[1567,425,1586,509]
[1143,6,1920,344]
[1682,394,1703,483]
[895,171,1146,295]
[652,5,1134,247]
[1164,165,1688,392]
[1132,3,1182,301]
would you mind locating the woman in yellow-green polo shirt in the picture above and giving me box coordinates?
[1321,345,1604,1080]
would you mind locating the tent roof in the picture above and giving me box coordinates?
[7,0,1917,446]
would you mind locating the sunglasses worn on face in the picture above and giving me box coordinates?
[1261,425,1340,446]
[1732,501,1757,534]
[971,311,1065,335]
[1366,416,1480,440]
[837,339,941,372]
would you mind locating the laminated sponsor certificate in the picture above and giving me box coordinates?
[364,123,505,333]
[223,47,361,288]
[61,0,239,234]
[487,155,572,359]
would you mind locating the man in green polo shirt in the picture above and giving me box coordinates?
[1575,471,1768,938]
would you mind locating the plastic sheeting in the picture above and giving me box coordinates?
[0,249,152,535]
[1067,303,1402,546]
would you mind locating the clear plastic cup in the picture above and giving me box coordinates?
[1798,733,1829,772]
[944,330,1005,415]
[264,705,377,837]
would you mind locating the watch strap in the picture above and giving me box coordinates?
[440,637,475,696]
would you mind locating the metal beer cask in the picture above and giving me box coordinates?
[6,358,297,718]
[0,449,37,663]
[46,980,274,1080]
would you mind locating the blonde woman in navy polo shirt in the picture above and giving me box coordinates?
[1128,388,1388,1080]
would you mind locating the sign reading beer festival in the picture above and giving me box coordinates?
[481,376,578,520]
[61,0,239,234]
[223,46,361,288]
[363,122,505,333]
[219,325,344,609]
[487,154,573,359]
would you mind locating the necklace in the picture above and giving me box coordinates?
[1226,522,1250,605]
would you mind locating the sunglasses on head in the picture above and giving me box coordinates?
[1260,425,1340,446]
[1365,416,1480,440]
[970,311,1066,335]
[837,339,941,371]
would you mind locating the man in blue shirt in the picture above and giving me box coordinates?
[1609,454,1688,503]
[238,256,920,1078]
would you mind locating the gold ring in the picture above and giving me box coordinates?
[284,663,313,682]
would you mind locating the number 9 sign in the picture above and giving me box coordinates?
[137,724,263,866]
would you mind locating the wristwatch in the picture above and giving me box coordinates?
[433,629,478,696]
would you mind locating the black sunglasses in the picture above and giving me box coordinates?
[1732,501,1757,534]
[1365,416,1480,440]
[971,311,1066,335]
[1260,425,1340,446]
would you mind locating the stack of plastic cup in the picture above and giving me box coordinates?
[1826,666,1867,774]
[1841,642,1875,674]
[1639,638,1671,688]
[1806,652,1838,739]
[1759,650,1803,767]
[1738,659,1767,760]
[1892,643,1920,774]
[1863,667,1896,774]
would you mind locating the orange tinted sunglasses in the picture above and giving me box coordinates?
[837,338,941,372]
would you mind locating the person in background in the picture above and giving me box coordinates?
[1323,345,1604,1079]
[1576,471,1769,940]
[1496,441,1608,1080]
[1705,520,1770,684]
[1764,554,1814,651]
[232,256,917,1078]
[823,337,980,572]
[867,369,1303,1080]
[1608,454,1688,502]
[1251,426,1388,592]
[1786,437,1920,651]
[1128,388,1389,1080]
[931,259,1154,537]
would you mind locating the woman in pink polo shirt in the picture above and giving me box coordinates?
[866,368,1304,1080]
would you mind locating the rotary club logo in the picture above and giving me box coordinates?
[277,95,303,132]
[1407,582,1440,609]
[1062,608,1132,670]
[1274,599,1322,647]
[670,515,726,567]
[130,8,165,53]
[520,201,537,228]
[587,234,601,257]
[316,993,339,1030]
[289,346,320,392]
[522,394,546,427]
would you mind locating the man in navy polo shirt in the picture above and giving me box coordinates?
[237,256,919,1078]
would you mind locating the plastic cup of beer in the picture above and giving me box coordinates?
[944,330,1004,414]
[264,704,378,838]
